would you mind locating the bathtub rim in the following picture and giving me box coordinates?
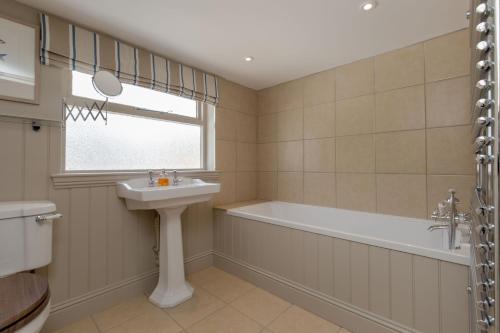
[226,201,470,266]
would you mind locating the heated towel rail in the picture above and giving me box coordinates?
[470,1,500,332]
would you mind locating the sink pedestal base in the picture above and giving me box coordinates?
[149,205,193,308]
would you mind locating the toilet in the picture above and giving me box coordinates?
[0,201,59,333]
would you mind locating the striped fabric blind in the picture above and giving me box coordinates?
[40,14,219,105]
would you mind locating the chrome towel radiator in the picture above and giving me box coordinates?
[470,1,500,332]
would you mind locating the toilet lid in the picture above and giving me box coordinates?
[0,273,49,333]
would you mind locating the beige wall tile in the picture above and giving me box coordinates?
[427,175,474,218]
[258,143,278,171]
[336,135,375,173]
[258,171,277,200]
[216,140,236,172]
[424,29,470,82]
[304,103,335,139]
[336,58,374,100]
[427,126,473,175]
[237,143,257,171]
[304,138,335,172]
[376,174,427,218]
[258,113,278,143]
[375,85,425,132]
[374,43,424,92]
[216,107,237,141]
[304,172,336,207]
[278,172,304,203]
[336,173,376,212]
[236,172,257,202]
[278,141,303,171]
[278,79,304,111]
[426,76,471,128]
[218,79,244,112]
[240,88,258,115]
[258,86,279,115]
[237,112,257,143]
[214,172,236,205]
[336,95,375,136]
[278,108,303,141]
[303,69,336,107]
[375,130,426,174]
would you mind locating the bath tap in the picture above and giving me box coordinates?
[428,189,471,250]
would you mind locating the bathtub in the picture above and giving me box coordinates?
[213,201,470,333]
[227,201,469,266]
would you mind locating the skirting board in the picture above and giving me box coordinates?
[41,251,214,333]
[213,252,419,333]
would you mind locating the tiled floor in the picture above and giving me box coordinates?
[53,267,351,333]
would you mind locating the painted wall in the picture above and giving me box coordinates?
[256,29,472,219]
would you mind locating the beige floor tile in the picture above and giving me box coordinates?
[166,288,225,329]
[52,317,99,333]
[231,288,291,326]
[92,295,158,331]
[106,307,182,333]
[187,266,231,287]
[202,271,255,303]
[339,328,352,333]
[269,306,341,333]
[187,306,262,333]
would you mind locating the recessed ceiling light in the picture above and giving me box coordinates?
[360,0,377,11]
[244,56,254,62]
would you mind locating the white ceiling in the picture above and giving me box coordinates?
[18,0,469,90]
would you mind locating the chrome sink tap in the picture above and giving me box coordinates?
[172,170,183,186]
[429,189,471,250]
[148,170,156,187]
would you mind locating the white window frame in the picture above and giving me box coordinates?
[61,72,213,173]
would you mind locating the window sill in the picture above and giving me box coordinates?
[51,170,220,189]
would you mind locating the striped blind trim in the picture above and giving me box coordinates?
[39,13,219,105]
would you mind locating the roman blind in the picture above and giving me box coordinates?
[39,14,219,105]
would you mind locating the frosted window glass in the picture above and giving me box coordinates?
[65,112,202,170]
[72,71,197,118]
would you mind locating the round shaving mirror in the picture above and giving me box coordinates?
[92,70,123,97]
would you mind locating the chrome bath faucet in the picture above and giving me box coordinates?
[428,189,471,250]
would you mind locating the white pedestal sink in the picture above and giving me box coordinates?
[116,177,220,307]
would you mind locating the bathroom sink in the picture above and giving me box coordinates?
[116,176,220,308]
[116,177,220,210]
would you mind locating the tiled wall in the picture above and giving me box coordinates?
[215,79,259,204]
[256,29,473,219]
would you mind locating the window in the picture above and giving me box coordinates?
[65,71,210,171]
